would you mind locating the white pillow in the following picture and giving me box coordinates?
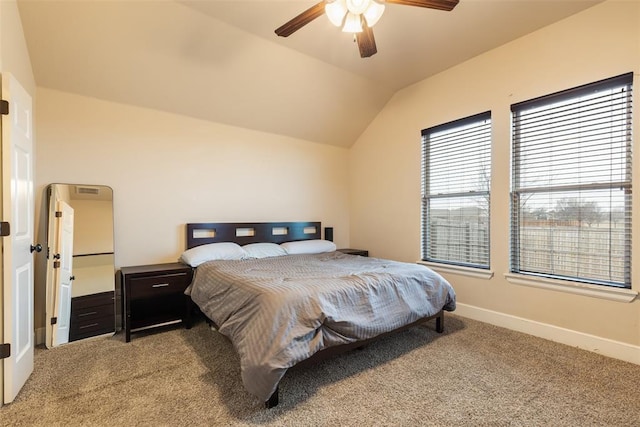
[180,242,246,267]
[280,239,337,255]
[243,242,287,259]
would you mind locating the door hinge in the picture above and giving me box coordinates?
[53,261,60,269]
[55,211,62,218]
[0,343,10,359]
[0,100,8,116]
[51,317,57,325]
[0,221,9,237]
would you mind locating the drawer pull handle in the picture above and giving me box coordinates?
[78,311,98,317]
[152,283,170,288]
[79,323,99,329]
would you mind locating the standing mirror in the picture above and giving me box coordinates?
[45,184,115,348]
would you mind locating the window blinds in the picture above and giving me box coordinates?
[422,111,492,268]
[510,73,633,288]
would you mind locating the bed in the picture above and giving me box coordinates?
[183,221,456,408]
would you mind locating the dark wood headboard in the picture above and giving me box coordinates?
[186,222,322,249]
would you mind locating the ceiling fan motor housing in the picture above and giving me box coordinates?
[276,0,460,58]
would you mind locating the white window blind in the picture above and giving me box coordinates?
[422,111,491,268]
[510,73,633,288]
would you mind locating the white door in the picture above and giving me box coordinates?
[51,201,74,347]
[1,73,35,404]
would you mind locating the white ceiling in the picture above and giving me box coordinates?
[17,0,603,147]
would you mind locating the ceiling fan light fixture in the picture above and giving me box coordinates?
[325,0,348,27]
[342,12,363,33]
[276,0,459,58]
[346,0,370,15]
[363,1,385,27]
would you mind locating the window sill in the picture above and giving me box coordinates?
[504,273,638,303]
[418,261,494,280]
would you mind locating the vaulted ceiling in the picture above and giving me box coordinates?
[18,0,602,147]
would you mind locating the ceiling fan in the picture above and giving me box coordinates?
[275,0,459,58]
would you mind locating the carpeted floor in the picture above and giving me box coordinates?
[1,314,639,426]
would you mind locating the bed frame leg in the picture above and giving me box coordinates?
[265,387,279,408]
[436,311,444,333]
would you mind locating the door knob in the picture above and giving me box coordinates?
[30,243,42,253]
[70,276,75,281]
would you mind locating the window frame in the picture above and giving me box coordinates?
[421,111,492,270]
[510,73,633,289]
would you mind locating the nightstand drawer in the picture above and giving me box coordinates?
[70,314,115,341]
[129,272,191,300]
[73,302,115,320]
[72,291,115,310]
[70,291,115,342]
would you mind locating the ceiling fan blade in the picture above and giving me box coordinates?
[385,0,459,11]
[356,23,377,58]
[275,1,327,37]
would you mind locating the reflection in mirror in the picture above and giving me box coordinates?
[45,184,115,348]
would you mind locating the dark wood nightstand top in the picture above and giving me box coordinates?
[337,248,369,257]
[120,262,192,277]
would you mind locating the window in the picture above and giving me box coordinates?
[421,112,492,268]
[511,73,633,288]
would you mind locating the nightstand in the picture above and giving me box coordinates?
[337,248,369,257]
[121,262,194,342]
[69,291,115,342]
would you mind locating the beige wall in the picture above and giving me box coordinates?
[349,0,640,350]
[35,89,350,264]
[0,0,35,94]
[34,88,350,331]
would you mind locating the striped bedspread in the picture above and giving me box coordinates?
[186,251,456,402]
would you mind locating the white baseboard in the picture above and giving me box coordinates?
[454,303,640,366]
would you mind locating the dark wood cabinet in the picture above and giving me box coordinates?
[121,262,194,342]
[69,291,115,342]
[337,248,369,257]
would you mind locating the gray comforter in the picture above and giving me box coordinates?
[186,251,456,402]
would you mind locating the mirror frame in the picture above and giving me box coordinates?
[44,183,116,347]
